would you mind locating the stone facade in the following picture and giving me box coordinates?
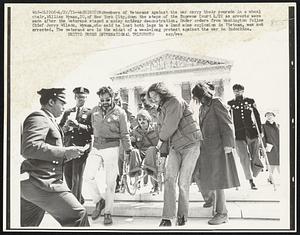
[110,50,233,115]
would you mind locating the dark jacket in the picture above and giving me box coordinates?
[131,123,168,155]
[262,121,280,165]
[194,98,240,190]
[21,109,69,192]
[129,124,168,175]
[157,96,202,151]
[227,97,262,140]
[59,106,92,147]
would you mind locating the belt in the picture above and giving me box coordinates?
[94,137,119,144]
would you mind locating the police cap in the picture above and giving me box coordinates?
[37,88,67,104]
[73,87,90,94]
[265,111,275,117]
[232,84,244,91]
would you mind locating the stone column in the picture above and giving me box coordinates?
[128,88,137,116]
[222,77,232,103]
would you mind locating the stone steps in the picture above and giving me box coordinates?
[82,173,281,220]
[84,200,279,219]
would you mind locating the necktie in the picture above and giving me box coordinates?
[76,107,80,120]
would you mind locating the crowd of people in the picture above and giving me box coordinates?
[20,81,280,227]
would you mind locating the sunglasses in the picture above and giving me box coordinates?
[100,98,112,102]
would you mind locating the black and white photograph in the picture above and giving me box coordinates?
[3,2,296,232]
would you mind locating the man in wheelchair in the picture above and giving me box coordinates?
[128,109,168,194]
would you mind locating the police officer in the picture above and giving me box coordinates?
[227,84,262,190]
[20,88,89,227]
[59,87,92,204]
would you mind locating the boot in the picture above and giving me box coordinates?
[159,219,172,227]
[204,191,215,208]
[208,213,228,225]
[104,213,113,225]
[150,182,159,195]
[249,179,258,190]
[91,198,105,220]
[176,215,186,226]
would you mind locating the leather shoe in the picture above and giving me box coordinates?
[91,198,105,220]
[249,179,258,190]
[104,213,113,225]
[176,215,186,226]
[203,201,213,208]
[150,184,159,195]
[250,182,258,190]
[203,192,215,208]
[208,213,228,225]
[159,219,172,226]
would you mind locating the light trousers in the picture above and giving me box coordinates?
[83,146,119,214]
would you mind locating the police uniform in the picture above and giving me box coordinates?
[20,88,89,227]
[227,97,262,181]
[59,87,92,204]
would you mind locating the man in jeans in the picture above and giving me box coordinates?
[147,82,202,227]
[83,86,132,225]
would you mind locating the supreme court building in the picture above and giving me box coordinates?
[110,50,233,115]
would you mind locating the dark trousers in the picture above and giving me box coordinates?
[64,152,88,203]
[21,180,89,227]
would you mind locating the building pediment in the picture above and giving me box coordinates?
[110,50,232,80]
